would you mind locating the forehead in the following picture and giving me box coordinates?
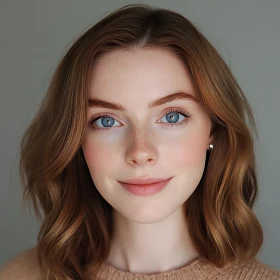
[89,47,196,98]
[93,47,185,71]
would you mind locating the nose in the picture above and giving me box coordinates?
[125,128,158,166]
[127,150,155,166]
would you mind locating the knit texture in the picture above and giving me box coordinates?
[0,248,279,280]
[95,256,280,280]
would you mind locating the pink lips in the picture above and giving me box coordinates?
[119,177,170,185]
[118,177,172,196]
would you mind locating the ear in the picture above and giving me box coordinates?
[209,134,214,144]
[207,131,214,150]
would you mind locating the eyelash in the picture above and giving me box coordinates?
[89,108,192,131]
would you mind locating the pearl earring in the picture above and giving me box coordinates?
[209,144,214,149]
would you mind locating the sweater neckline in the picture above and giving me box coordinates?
[95,256,225,280]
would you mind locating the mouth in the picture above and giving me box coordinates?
[118,177,173,196]
[118,177,172,185]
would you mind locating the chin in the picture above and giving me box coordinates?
[113,199,184,224]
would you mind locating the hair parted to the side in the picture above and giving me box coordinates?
[19,3,263,280]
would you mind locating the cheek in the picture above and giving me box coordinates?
[164,131,207,170]
[82,137,117,175]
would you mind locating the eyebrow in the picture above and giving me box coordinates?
[88,91,198,111]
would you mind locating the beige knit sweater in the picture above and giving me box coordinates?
[0,248,279,280]
[95,256,280,280]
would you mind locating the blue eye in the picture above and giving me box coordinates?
[89,109,192,131]
[160,109,191,126]
[91,114,120,129]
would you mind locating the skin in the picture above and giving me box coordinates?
[81,47,213,274]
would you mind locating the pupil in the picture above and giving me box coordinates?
[102,117,114,127]
[167,112,179,123]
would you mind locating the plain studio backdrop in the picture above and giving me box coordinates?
[0,0,279,270]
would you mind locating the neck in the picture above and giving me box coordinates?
[105,205,200,274]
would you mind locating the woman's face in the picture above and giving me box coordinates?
[82,47,213,223]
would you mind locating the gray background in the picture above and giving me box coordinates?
[0,0,279,270]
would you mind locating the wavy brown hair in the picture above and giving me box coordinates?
[19,3,263,280]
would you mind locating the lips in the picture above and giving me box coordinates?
[119,177,172,196]
[118,177,171,185]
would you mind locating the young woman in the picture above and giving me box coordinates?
[1,3,279,280]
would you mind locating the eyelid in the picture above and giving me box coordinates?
[89,112,120,125]
[89,107,190,121]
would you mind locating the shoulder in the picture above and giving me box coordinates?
[219,257,280,280]
[0,247,43,280]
